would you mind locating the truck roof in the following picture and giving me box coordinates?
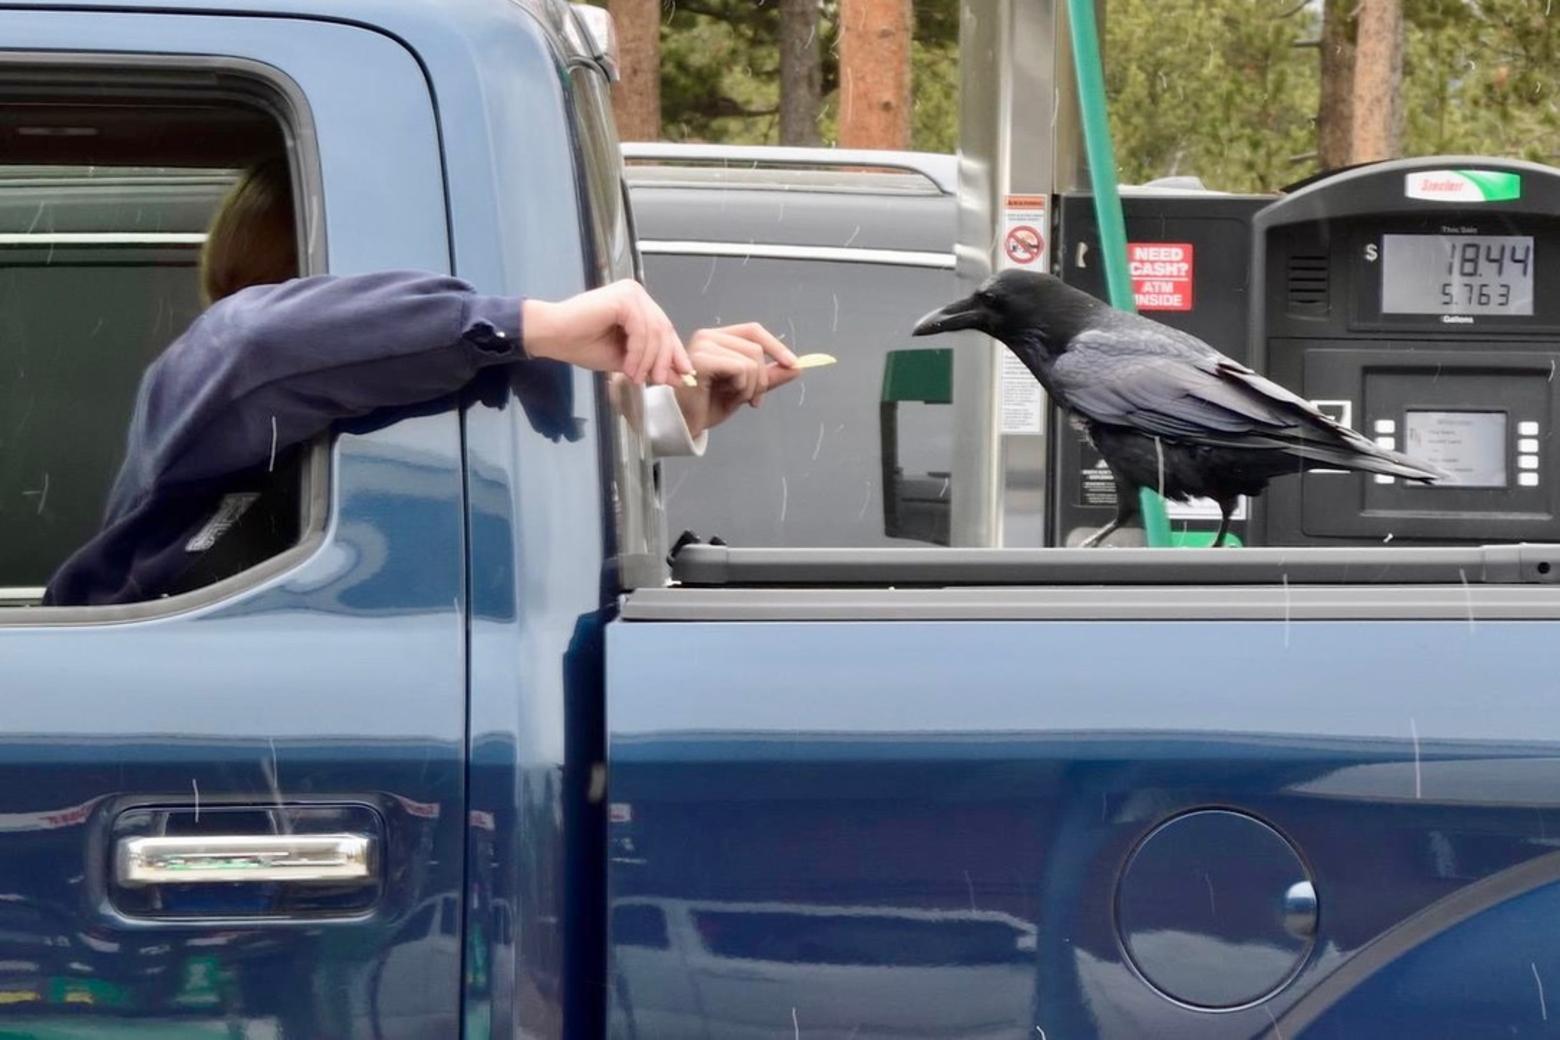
[2,0,582,66]
[8,0,548,20]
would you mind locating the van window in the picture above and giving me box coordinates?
[651,255,957,548]
[612,903,671,950]
[0,85,305,605]
[626,151,960,550]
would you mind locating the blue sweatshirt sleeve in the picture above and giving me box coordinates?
[109,270,523,520]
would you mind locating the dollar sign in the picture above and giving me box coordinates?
[1364,243,1379,262]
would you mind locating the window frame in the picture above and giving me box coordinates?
[0,53,330,624]
[563,58,669,591]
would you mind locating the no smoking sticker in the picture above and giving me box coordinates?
[1004,225,1043,265]
[998,194,1049,433]
[1000,195,1049,273]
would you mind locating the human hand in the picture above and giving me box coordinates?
[673,323,802,437]
[522,279,693,386]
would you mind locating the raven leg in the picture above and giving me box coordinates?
[1211,497,1237,547]
[1080,473,1141,548]
[1079,518,1123,548]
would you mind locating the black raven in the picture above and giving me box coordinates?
[912,269,1443,547]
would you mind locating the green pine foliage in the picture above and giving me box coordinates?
[622,0,1560,190]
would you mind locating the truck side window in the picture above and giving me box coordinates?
[0,83,308,607]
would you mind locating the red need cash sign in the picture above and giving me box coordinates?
[1128,242,1194,311]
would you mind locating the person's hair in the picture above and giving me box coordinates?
[199,156,298,305]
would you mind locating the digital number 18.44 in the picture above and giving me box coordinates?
[1447,240,1533,278]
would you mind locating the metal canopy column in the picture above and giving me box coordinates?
[951,0,1086,546]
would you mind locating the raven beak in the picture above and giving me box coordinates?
[912,295,986,337]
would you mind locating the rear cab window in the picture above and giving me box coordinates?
[0,67,320,611]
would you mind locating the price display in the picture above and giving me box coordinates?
[1381,234,1534,316]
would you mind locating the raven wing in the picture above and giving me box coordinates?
[1051,326,1442,480]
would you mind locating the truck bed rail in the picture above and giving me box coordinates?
[669,544,1560,588]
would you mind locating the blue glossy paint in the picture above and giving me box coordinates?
[0,7,469,1033]
[1116,809,1315,1009]
[607,618,1560,1038]
[448,8,624,1039]
[1288,868,1560,1037]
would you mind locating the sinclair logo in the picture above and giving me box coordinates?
[1405,169,1521,203]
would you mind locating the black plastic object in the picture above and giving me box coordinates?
[670,542,1560,587]
[880,348,952,546]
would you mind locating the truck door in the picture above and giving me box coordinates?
[0,13,465,1035]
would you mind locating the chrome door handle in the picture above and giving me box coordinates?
[116,834,374,886]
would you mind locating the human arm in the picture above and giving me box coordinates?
[124,272,691,503]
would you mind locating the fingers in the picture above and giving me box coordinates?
[701,332,764,403]
[707,330,768,401]
[653,315,686,387]
[763,364,803,391]
[687,328,806,409]
[616,280,689,386]
[722,322,798,368]
[614,285,650,384]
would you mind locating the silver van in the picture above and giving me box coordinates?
[624,144,960,548]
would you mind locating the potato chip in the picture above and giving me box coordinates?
[794,353,838,369]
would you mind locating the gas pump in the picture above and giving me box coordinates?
[1252,156,1560,546]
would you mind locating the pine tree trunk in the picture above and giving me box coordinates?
[608,0,661,141]
[779,0,823,146]
[1350,0,1403,163]
[1317,0,1356,170]
[837,0,912,150]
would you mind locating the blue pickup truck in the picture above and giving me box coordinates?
[4,1,1560,1038]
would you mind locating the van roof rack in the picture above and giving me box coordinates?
[620,143,957,196]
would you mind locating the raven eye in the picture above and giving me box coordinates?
[976,290,997,306]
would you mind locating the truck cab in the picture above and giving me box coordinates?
[0,1,637,1033]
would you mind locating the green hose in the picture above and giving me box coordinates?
[1065,0,1173,548]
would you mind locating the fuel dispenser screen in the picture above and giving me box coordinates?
[1381,234,1534,316]
[1403,411,1508,487]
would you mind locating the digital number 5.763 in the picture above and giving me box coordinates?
[1440,282,1512,307]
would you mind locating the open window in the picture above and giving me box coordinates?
[0,70,318,609]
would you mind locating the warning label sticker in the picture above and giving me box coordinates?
[1081,460,1117,508]
[1077,440,1117,507]
[1001,195,1049,272]
[1000,351,1043,433]
[1129,242,1194,311]
[998,195,1048,432]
